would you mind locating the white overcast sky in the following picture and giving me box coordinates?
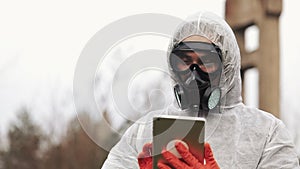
[0,0,300,151]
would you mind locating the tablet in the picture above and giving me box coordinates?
[152,115,205,168]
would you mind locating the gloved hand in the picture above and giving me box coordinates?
[203,143,220,169]
[157,142,220,169]
[138,143,153,169]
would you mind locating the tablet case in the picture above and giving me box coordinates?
[152,115,205,168]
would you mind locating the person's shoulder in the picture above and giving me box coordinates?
[237,104,278,119]
[232,104,282,128]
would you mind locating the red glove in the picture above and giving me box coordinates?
[138,143,153,169]
[157,142,220,169]
[203,143,220,169]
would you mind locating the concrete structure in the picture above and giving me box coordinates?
[225,0,282,118]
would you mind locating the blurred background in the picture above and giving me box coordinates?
[0,0,299,168]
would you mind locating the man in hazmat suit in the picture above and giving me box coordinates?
[101,11,300,169]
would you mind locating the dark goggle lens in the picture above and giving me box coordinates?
[170,51,221,73]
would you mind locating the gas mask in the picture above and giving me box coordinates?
[169,41,223,117]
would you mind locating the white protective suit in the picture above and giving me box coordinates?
[102,12,300,169]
